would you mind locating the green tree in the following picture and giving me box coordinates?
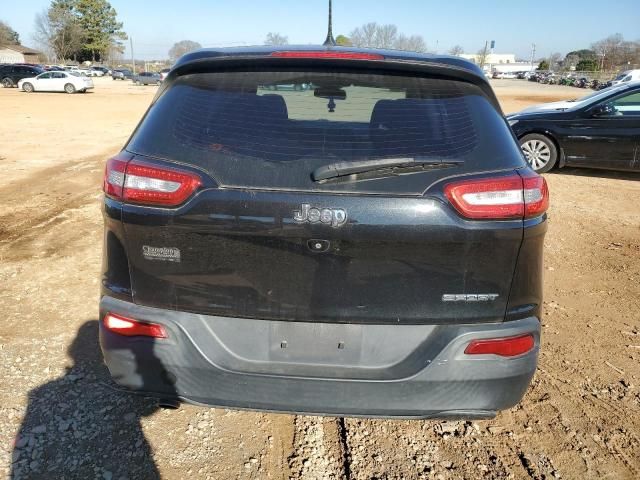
[335,34,351,46]
[74,0,126,61]
[537,60,549,71]
[576,59,598,71]
[0,20,20,45]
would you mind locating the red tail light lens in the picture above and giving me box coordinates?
[464,333,535,357]
[103,312,168,338]
[444,172,549,220]
[270,51,384,60]
[123,160,202,206]
[103,156,202,207]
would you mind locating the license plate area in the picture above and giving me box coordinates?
[269,322,363,366]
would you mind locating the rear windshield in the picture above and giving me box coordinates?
[128,70,518,192]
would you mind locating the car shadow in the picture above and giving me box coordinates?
[552,167,640,181]
[10,320,172,479]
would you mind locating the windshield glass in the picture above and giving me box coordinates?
[127,70,516,192]
[569,85,626,106]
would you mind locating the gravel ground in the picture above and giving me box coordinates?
[0,78,638,479]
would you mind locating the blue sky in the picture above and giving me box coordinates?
[4,0,639,60]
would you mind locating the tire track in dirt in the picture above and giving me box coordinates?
[288,416,347,479]
[0,152,109,261]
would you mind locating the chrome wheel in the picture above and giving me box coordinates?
[521,139,552,170]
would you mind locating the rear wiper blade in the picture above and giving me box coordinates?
[312,158,463,182]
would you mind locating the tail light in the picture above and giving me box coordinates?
[444,171,549,220]
[464,333,535,357]
[103,312,168,338]
[104,156,202,207]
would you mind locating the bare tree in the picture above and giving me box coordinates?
[350,22,427,52]
[33,7,84,62]
[476,42,490,68]
[350,22,378,48]
[592,33,640,70]
[394,34,427,53]
[448,45,464,56]
[168,40,202,62]
[548,52,562,71]
[374,24,398,49]
[264,32,288,46]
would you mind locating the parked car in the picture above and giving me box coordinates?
[133,71,162,85]
[18,70,94,94]
[86,67,104,77]
[609,69,640,86]
[493,72,517,79]
[90,66,110,76]
[100,45,549,418]
[507,81,640,172]
[112,69,133,80]
[0,64,44,88]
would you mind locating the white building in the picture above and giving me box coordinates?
[0,45,41,64]
[459,53,517,65]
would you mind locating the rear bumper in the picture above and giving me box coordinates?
[99,296,540,419]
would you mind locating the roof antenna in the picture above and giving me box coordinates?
[323,0,336,46]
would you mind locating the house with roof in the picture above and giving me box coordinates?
[0,45,42,64]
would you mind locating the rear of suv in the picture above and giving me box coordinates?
[1,64,44,88]
[100,46,549,418]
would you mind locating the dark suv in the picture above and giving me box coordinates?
[100,46,549,418]
[0,64,44,88]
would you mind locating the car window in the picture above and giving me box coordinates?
[52,72,66,79]
[38,73,53,79]
[127,70,514,192]
[610,91,640,116]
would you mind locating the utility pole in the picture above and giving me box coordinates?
[130,36,135,73]
[529,43,536,71]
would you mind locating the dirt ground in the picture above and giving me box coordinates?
[0,77,638,480]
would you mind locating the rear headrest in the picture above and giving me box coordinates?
[370,98,441,131]
[369,98,446,157]
[259,94,288,120]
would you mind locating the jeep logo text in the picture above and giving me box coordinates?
[293,204,347,228]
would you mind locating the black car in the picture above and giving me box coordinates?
[100,45,548,418]
[508,81,640,173]
[112,69,133,80]
[0,64,45,88]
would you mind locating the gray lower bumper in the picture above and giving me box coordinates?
[99,296,540,418]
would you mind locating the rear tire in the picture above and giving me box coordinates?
[519,134,558,173]
[22,82,34,93]
[2,77,13,88]
[64,83,76,94]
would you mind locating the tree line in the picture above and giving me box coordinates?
[33,0,126,63]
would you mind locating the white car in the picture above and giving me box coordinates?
[86,68,105,77]
[610,69,640,86]
[18,71,94,94]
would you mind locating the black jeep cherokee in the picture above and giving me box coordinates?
[100,46,549,418]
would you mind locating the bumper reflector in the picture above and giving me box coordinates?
[464,333,534,357]
[103,312,168,338]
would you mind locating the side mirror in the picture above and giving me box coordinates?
[591,104,616,117]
